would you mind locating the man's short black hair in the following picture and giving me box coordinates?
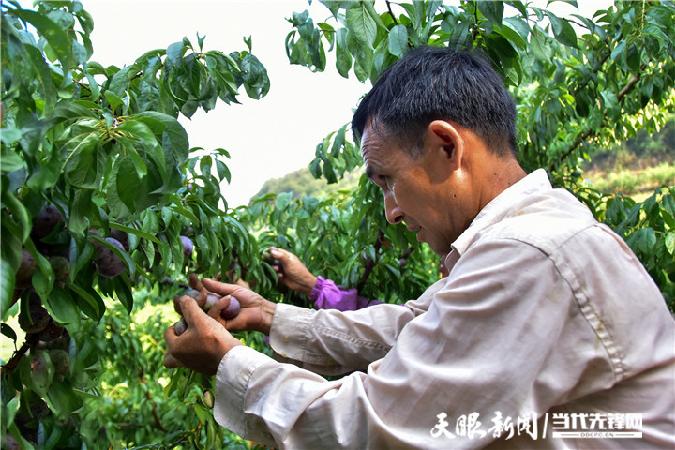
[352,47,517,157]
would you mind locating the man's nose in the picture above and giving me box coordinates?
[384,191,403,224]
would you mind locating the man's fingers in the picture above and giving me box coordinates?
[179,296,207,327]
[163,353,185,368]
[202,278,242,296]
[269,247,291,263]
[206,295,231,319]
[188,273,207,308]
[189,273,204,291]
[164,325,178,349]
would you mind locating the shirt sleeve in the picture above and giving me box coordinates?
[214,238,616,449]
[268,301,415,374]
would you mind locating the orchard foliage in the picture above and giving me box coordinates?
[284,0,675,305]
[1,0,274,447]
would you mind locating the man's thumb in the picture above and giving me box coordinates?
[270,248,287,261]
[179,296,205,326]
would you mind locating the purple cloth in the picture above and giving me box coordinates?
[310,276,382,311]
[263,277,383,344]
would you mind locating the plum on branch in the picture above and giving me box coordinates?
[31,205,63,240]
[94,237,126,278]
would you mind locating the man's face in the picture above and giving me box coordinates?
[361,125,464,255]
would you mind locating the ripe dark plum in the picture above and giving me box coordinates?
[32,205,63,240]
[180,235,194,258]
[110,229,129,250]
[204,293,219,310]
[16,250,36,287]
[173,318,187,336]
[221,296,240,320]
[94,237,126,278]
[18,292,50,334]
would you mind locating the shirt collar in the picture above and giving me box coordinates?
[443,169,551,268]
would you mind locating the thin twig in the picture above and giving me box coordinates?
[385,1,399,25]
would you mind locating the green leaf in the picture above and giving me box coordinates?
[24,239,54,302]
[109,222,160,244]
[494,24,527,50]
[104,91,123,111]
[115,157,146,212]
[1,323,17,345]
[336,29,353,78]
[64,132,100,188]
[69,283,104,321]
[0,128,22,145]
[5,394,20,428]
[546,12,577,48]
[215,159,231,183]
[166,40,187,68]
[43,287,80,327]
[478,1,504,25]
[4,190,31,243]
[346,4,377,48]
[68,189,93,235]
[133,112,189,159]
[625,44,640,72]
[11,9,72,68]
[665,232,675,256]
[387,25,408,57]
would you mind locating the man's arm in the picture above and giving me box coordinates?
[200,278,432,374]
[267,302,415,374]
[212,239,616,449]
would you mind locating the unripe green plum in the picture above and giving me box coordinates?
[50,349,70,379]
[203,391,214,409]
[50,256,69,288]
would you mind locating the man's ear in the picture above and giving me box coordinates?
[425,120,464,174]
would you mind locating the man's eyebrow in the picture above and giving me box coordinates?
[365,165,375,180]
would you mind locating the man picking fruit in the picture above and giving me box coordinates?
[164,47,675,449]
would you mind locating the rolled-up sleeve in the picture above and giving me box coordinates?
[268,302,415,374]
[214,238,618,449]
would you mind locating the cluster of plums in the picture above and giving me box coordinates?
[172,288,240,336]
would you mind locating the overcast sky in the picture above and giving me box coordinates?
[83,0,609,207]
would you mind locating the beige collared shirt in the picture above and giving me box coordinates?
[214,169,675,449]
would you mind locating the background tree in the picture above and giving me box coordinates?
[283,0,675,304]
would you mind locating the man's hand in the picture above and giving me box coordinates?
[164,296,242,375]
[199,278,277,335]
[266,248,317,295]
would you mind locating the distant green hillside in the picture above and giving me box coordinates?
[255,167,361,199]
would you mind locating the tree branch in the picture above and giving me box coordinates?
[1,334,38,372]
[549,71,642,172]
[385,1,399,26]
